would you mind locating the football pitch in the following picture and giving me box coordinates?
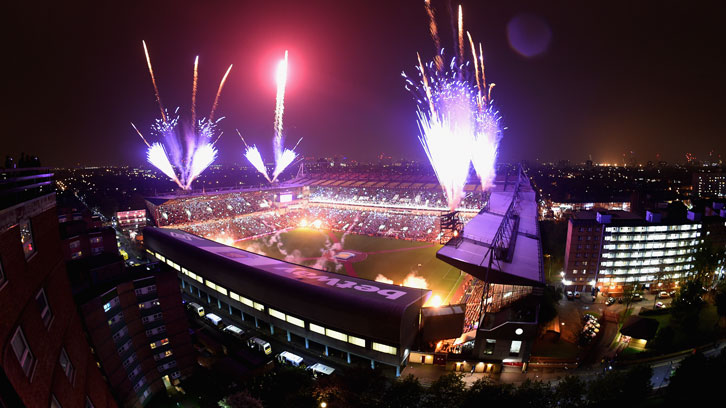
[236,228,464,304]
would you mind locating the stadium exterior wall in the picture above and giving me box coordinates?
[143,227,429,372]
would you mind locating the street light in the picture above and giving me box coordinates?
[321,403,327,408]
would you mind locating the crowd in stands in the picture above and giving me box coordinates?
[153,184,485,244]
[309,186,486,211]
[154,190,278,226]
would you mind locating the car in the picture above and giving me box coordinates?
[574,291,581,299]
[655,302,666,309]
[606,297,616,306]
[669,290,677,298]
[566,291,574,300]
[658,291,669,299]
[632,293,643,302]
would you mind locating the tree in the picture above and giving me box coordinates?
[554,375,585,408]
[511,379,554,408]
[585,365,652,408]
[219,391,264,408]
[670,279,705,332]
[248,366,316,408]
[383,375,424,408]
[666,349,726,407]
[715,280,726,327]
[423,373,466,408]
[539,285,563,325]
[693,238,726,286]
[461,378,514,407]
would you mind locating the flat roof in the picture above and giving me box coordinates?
[144,227,429,344]
[436,175,544,287]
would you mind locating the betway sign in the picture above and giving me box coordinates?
[277,267,408,300]
[163,229,418,302]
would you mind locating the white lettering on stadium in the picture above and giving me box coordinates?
[286,267,408,300]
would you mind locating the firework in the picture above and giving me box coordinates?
[273,50,289,164]
[134,41,231,189]
[272,148,297,182]
[404,4,503,209]
[241,50,301,183]
[238,130,271,182]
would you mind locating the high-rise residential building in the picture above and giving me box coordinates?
[564,210,704,294]
[0,167,117,408]
[693,171,726,198]
[75,262,196,408]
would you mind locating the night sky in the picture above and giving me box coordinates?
[5,0,725,167]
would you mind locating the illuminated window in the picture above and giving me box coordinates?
[348,335,366,348]
[20,219,35,258]
[325,328,347,342]
[510,341,522,355]
[268,308,286,321]
[286,315,304,328]
[310,323,325,335]
[372,342,397,355]
[253,302,265,311]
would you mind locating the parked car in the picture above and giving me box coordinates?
[606,297,616,306]
[658,291,669,299]
[655,302,666,309]
[566,291,574,300]
[632,293,643,302]
[574,291,581,299]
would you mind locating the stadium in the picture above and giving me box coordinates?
[144,165,544,375]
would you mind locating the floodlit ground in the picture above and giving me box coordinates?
[235,228,464,304]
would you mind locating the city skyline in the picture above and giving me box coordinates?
[5,0,726,167]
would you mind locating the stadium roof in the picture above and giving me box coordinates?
[436,171,545,287]
[144,227,429,344]
[145,181,306,203]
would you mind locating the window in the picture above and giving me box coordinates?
[36,289,52,328]
[90,236,103,245]
[372,342,397,355]
[286,315,304,328]
[510,340,522,355]
[484,339,496,355]
[69,240,81,250]
[103,297,120,313]
[309,323,325,335]
[11,327,35,377]
[269,308,286,321]
[348,335,366,348]
[325,328,347,342]
[20,219,35,257]
[59,348,75,384]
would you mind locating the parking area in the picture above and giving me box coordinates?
[182,294,346,377]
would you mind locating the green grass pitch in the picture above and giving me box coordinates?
[238,228,464,304]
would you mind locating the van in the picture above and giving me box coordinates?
[247,337,272,355]
[222,325,245,339]
[307,363,335,376]
[204,313,224,329]
[186,302,205,317]
[276,351,303,367]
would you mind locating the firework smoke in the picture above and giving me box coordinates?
[404,4,503,208]
[134,42,231,190]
